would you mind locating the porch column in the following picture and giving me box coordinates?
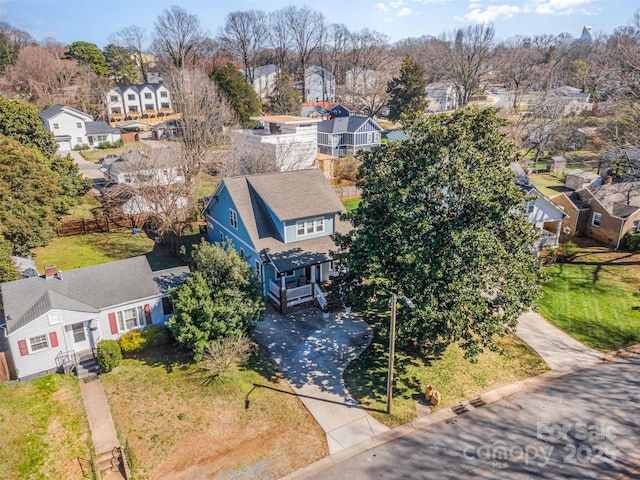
[310,266,316,283]
[555,220,562,246]
[279,276,287,314]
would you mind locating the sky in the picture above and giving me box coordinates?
[0,0,638,48]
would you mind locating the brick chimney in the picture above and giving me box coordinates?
[44,265,58,280]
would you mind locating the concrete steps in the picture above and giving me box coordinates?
[96,448,126,479]
[76,352,100,380]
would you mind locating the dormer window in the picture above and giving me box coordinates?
[296,218,324,236]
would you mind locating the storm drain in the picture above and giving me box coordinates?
[452,403,470,415]
[469,397,487,408]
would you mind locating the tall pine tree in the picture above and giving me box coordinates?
[386,55,428,122]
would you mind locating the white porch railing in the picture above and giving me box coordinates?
[269,280,281,305]
[314,283,327,310]
[286,284,312,304]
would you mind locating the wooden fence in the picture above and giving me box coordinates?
[333,186,361,200]
[55,215,147,237]
[0,352,10,381]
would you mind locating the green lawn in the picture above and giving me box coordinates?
[31,231,157,271]
[62,193,101,221]
[341,198,361,211]
[101,345,326,478]
[536,248,640,351]
[345,331,548,427]
[529,173,571,197]
[79,141,148,163]
[0,375,90,479]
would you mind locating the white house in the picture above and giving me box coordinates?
[0,257,189,380]
[305,66,336,103]
[426,82,458,111]
[245,64,278,100]
[39,104,121,150]
[231,115,321,172]
[100,149,184,188]
[106,83,173,122]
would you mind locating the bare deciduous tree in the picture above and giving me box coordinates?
[281,5,325,102]
[111,25,148,82]
[153,5,204,68]
[219,10,268,83]
[441,24,495,107]
[268,9,292,73]
[163,66,237,181]
[6,46,77,107]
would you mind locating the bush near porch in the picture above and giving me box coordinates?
[0,375,90,479]
[536,246,640,351]
[101,344,327,479]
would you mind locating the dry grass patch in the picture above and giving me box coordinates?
[0,375,90,479]
[101,344,327,479]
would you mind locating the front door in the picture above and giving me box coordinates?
[66,322,90,353]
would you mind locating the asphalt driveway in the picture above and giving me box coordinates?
[253,306,389,454]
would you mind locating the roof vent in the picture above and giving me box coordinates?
[44,265,58,280]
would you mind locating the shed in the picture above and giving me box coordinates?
[547,156,567,174]
[565,169,601,191]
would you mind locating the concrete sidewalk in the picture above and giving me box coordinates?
[253,308,389,454]
[79,378,125,479]
[59,149,105,181]
[516,310,603,371]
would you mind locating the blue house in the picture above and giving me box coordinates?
[203,169,348,313]
[317,115,383,157]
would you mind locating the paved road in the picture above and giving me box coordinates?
[305,356,640,479]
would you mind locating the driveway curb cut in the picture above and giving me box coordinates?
[280,363,603,480]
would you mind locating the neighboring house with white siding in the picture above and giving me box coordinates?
[39,104,121,150]
[0,257,189,380]
[305,66,336,103]
[105,83,173,122]
[245,64,278,100]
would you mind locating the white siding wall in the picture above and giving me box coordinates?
[97,297,164,342]
[49,112,90,148]
[8,309,96,380]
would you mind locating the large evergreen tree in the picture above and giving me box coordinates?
[211,63,262,126]
[65,41,107,76]
[167,241,264,361]
[386,55,428,122]
[266,72,302,116]
[334,108,544,359]
[103,44,138,84]
[0,97,57,158]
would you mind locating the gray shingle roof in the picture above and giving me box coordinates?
[317,116,370,134]
[39,104,92,121]
[110,83,166,95]
[581,182,640,218]
[216,169,349,273]
[1,256,189,335]
[85,121,120,135]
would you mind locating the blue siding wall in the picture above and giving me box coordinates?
[283,215,334,242]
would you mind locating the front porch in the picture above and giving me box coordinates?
[268,278,329,314]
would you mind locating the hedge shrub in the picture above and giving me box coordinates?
[118,330,145,353]
[96,340,122,373]
[626,232,640,251]
[143,325,171,348]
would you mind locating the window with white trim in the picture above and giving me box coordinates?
[526,201,535,214]
[160,91,168,98]
[127,94,135,100]
[632,220,640,233]
[144,93,152,99]
[53,123,59,129]
[219,232,224,242]
[110,95,119,103]
[48,313,61,325]
[97,135,107,142]
[239,248,245,257]
[229,209,238,229]
[29,334,49,352]
[592,212,602,227]
[117,306,144,332]
[366,132,373,143]
[296,218,324,236]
